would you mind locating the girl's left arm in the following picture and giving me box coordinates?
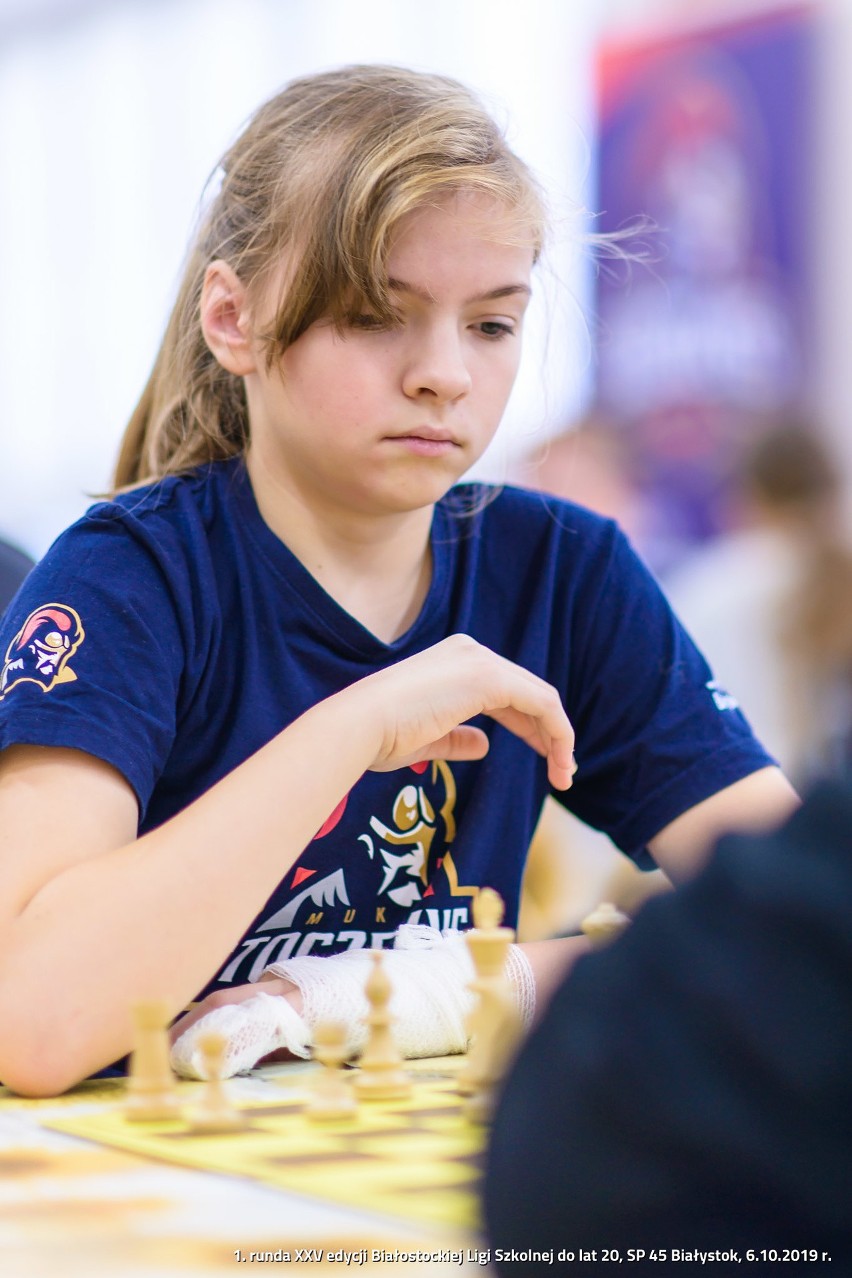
[647,765,800,883]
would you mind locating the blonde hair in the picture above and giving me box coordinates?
[113,64,546,491]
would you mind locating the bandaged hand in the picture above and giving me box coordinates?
[169,988,311,1079]
[170,925,535,1080]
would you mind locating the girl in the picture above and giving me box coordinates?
[0,66,796,1096]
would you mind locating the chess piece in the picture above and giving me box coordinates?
[580,901,631,949]
[307,1020,357,1121]
[125,999,182,1122]
[354,950,411,1100]
[186,1031,246,1133]
[458,888,522,1119]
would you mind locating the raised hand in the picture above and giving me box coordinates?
[347,634,576,790]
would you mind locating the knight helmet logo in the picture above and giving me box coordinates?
[0,604,85,699]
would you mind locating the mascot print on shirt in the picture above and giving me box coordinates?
[0,604,85,700]
[217,758,478,984]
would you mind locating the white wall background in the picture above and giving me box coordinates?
[0,0,600,558]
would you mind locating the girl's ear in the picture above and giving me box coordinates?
[200,261,257,376]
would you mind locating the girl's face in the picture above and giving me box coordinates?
[244,191,534,522]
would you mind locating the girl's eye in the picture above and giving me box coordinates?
[350,314,386,330]
[349,312,402,332]
[476,320,514,340]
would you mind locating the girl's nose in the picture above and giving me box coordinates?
[401,326,472,403]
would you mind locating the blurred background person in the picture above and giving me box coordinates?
[666,417,852,787]
[484,774,852,1274]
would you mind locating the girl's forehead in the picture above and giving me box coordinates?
[387,195,538,286]
[390,190,538,254]
[253,189,535,329]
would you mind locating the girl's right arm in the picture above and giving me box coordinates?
[0,635,575,1096]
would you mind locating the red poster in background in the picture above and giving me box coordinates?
[594,4,818,572]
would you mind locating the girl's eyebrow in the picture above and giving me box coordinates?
[387,277,532,305]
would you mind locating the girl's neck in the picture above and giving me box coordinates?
[246,452,435,643]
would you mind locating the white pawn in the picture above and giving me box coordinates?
[307,1021,357,1121]
[458,888,521,1119]
[125,999,181,1122]
[186,1031,245,1133]
[580,901,631,949]
[354,951,411,1101]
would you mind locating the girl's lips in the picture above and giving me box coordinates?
[385,433,460,456]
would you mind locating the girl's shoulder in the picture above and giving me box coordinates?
[82,460,238,539]
[15,461,247,620]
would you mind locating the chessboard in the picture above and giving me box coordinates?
[40,1057,486,1232]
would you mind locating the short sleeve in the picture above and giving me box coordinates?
[0,512,185,814]
[559,523,776,858]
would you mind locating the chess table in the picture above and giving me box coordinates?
[0,1056,498,1278]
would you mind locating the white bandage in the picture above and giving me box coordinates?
[266,924,536,1059]
[505,943,536,1030]
[169,991,311,1080]
[169,926,536,1080]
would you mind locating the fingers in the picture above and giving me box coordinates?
[471,649,575,789]
[489,703,575,790]
[367,636,576,787]
[169,992,311,1079]
[371,724,491,772]
[168,982,263,1044]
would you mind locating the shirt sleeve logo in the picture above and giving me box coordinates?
[706,678,739,711]
[0,603,85,700]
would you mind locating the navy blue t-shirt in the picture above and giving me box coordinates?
[0,460,773,999]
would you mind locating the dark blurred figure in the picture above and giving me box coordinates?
[667,418,852,786]
[0,538,34,614]
[483,781,852,1276]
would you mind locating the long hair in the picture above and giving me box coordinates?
[113,65,546,492]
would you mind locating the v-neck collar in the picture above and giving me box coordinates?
[226,459,454,659]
